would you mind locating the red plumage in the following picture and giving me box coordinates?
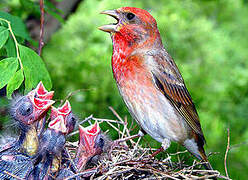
[99,7,213,170]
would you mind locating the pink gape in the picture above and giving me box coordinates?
[76,122,102,171]
[50,100,76,134]
[14,82,55,125]
[29,81,54,100]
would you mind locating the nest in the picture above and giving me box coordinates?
[64,108,230,180]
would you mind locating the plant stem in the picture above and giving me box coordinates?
[0,18,23,70]
[38,0,45,56]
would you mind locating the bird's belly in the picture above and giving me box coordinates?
[118,80,188,143]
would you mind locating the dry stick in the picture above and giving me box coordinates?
[38,0,45,56]
[169,150,188,156]
[224,128,230,179]
[124,116,136,147]
[59,89,82,106]
[64,168,98,180]
[109,106,123,122]
[109,107,137,145]
[142,167,180,180]
[93,117,124,125]
[230,140,248,150]
[59,88,96,106]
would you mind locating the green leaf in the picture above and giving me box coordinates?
[0,57,18,89]
[4,37,16,57]
[20,0,40,15]
[44,0,64,14]
[0,26,9,49]
[19,45,52,93]
[6,69,24,98]
[0,11,31,40]
[46,8,65,24]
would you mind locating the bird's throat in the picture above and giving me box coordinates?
[111,33,142,83]
[22,125,39,156]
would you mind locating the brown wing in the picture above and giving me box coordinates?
[148,50,205,140]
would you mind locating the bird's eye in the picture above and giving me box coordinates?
[19,102,33,116]
[126,12,135,20]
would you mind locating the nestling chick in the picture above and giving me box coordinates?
[57,121,109,179]
[0,82,54,179]
[0,82,54,156]
[32,100,76,179]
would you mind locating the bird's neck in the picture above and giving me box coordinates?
[20,124,39,156]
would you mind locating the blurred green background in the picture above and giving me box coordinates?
[1,0,248,179]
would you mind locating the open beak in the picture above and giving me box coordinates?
[76,122,101,171]
[29,81,54,100]
[51,100,71,118]
[78,122,101,151]
[58,100,71,115]
[98,9,119,33]
[48,115,67,133]
[27,93,55,122]
[50,100,75,134]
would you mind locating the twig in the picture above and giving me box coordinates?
[92,117,124,125]
[60,88,95,106]
[64,168,98,180]
[169,150,188,156]
[38,0,45,56]
[224,128,230,179]
[109,107,136,145]
[230,140,248,150]
[109,106,123,122]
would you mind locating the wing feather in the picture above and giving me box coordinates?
[148,50,205,141]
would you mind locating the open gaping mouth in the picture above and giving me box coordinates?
[98,9,119,33]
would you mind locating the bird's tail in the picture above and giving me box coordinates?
[184,139,217,179]
[198,150,214,170]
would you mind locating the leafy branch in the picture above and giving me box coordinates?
[0,11,52,98]
[0,17,23,70]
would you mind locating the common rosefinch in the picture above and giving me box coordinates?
[99,7,213,169]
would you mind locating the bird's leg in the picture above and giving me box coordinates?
[150,147,164,157]
[162,138,171,151]
[150,138,171,157]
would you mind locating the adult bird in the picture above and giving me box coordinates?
[99,7,213,169]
